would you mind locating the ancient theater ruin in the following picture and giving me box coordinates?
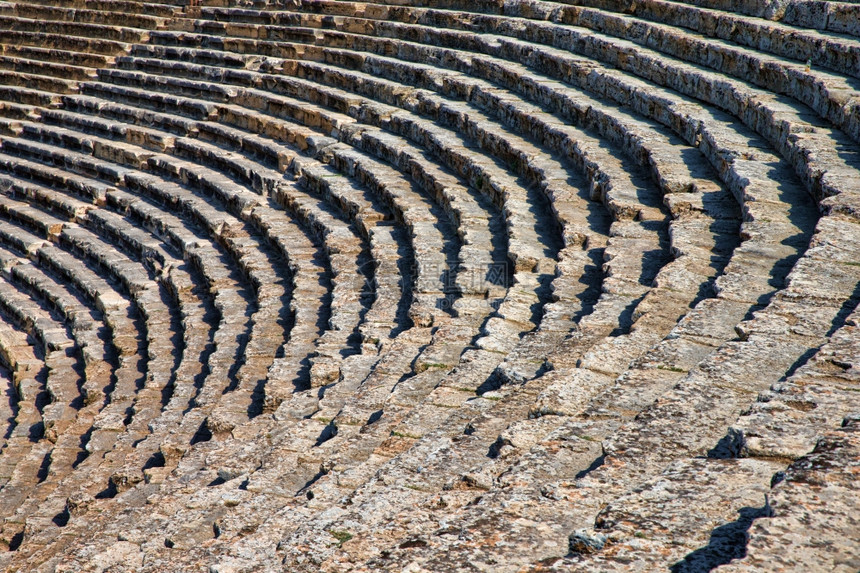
[0,0,857,570]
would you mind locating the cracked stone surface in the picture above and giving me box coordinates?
[0,0,857,571]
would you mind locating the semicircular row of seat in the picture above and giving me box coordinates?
[0,0,857,571]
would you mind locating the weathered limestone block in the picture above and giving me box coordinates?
[716,422,860,573]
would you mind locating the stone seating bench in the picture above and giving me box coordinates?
[0,2,169,31]
[0,30,130,58]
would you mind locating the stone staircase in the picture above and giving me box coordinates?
[0,0,857,571]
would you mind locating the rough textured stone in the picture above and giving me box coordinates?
[0,0,856,571]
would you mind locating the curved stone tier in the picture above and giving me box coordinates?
[0,0,857,571]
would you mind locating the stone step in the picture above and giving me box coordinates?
[268,182,388,328]
[564,285,859,572]
[0,84,69,109]
[667,0,860,40]
[0,361,14,461]
[0,213,52,257]
[46,251,240,511]
[188,121,296,170]
[284,23,820,322]
[726,217,860,462]
[0,278,76,357]
[40,108,178,153]
[72,34,736,231]
[566,456,784,572]
[573,304,855,572]
[335,267,850,570]
[0,195,70,240]
[29,241,145,460]
[196,232,289,432]
[776,0,860,38]
[62,94,201,137]
[45,225,178,408]
[147,26,322,52]
[179,105,494,321]
[108,180,312,418]
[0,30,131,58]
[0,107,456,360]
[15,120,157,170]
[1,137,132,185]
[12,0,181,17]
[0,283,74,371]
[571,337,860,571]
[0,56,98,83]
[0,101,41,126]
[285,158,443,327]
[0,175,94,220]
[122,163,334,415]
[6,258,113,410]
[0,70,79,96]
[157,329,443,550]
[0,2,170,30]
[0,182,221,456]
[497,26,860,206]
[0,55,724,560]
[357,222,411,345]
[130,43,268,69]
[0,153,117,204]
[715,420,860,573]
[220,0,860,81]
[0,329,47,506]
[343,130,504,279]
[0,15,152,44]
[105,292,494,560]
[0,44,116,70]
[247,230,716,568]
[323,0,860,142]
[87,194,540,560]
[80,81,220,120]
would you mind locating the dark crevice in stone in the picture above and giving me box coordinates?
[670,503,772,573]
[190,420,212,444]
[52,508,70,528]
[575,453,606,480]
[8,531,24,552]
